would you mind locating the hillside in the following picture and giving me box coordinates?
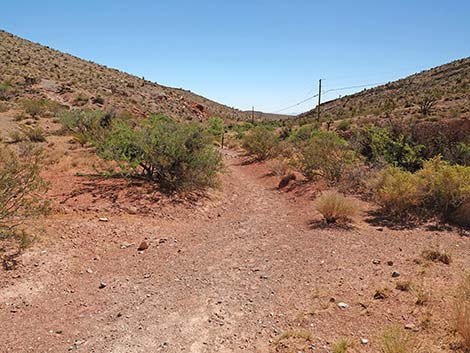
[0,30,250,121]
[299,58,470,122]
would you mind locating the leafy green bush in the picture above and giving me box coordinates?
[375,157,470,222]
[353,126,424,171]
[288,123,319,142]
[207,117,225,145]
[96,115,223,191]
[242,126,279,160]
[59,109,112,144]
[298,131,356,184]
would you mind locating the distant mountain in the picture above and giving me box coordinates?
[298,58,470,122]
[0,30,251,121]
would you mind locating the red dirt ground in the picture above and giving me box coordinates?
[0,149,469,353]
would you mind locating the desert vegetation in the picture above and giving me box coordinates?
[0,28,468,353]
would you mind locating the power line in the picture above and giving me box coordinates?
[269,80,388,114]
[272,93,319,114]
[322,81,387,94]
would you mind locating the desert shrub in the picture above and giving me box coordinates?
[74,93,89,106]
[419,157,470,220]
[298,131,356,184]
[0,144,49,230]
[336,119,351,131]
[92,95,105,105]
[332,338,352,353]
[417,90,441,116]
[374,166,424,218]
[0,82,14,100]
[421,247,451,264]
[21,99,45,118]
[374,157,470,222]
[59,109,110,143]
[22,126,47,142]
[207,117,225,145]
[8,130,26,144]
[268,158,290,177]
[353,126,424,171]
[380,325,419,353]
[242,126,279,160]
[43,100,67,117]
[0,102,8,112]
[454,273,470,350]
[289,123,319,142]
[314,190,358,224]
[96,115,223,191]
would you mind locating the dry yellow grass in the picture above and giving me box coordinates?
[454,273,470,350]
[314,190,358,224]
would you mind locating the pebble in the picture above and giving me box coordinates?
[405,323,419,332]
[337,302,349,309]
[360,338,369,345]
[99,282,107,289]
[372,259,381,265]
[392,271,401,278]
[138,241,149,251]
[98,217,109,222]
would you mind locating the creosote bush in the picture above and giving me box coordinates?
[298,131,356,184]
[0,144,49,254]
[242,126,279,160]
[95,115,223,191]
[314,190,358,224]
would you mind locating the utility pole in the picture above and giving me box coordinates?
[251,106,254,124]
[317,79,322,121]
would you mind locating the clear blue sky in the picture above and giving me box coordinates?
[2,0,469,114]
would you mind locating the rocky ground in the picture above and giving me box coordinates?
[0,147,469,353]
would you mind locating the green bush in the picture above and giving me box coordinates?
[353,126,424,171]
[242,126,279,160]
[289,123,319,142]
[375,157,470,222]
[96,115,223,191]
[298,131,356,184]
[374,166,424,218]
[207,117,225,144]
[21,99,46,118]
[59,109,112,144]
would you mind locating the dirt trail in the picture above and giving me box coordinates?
[0,151,468,353]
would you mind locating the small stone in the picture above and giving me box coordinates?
[377,227,384,232]
[99,282,107,289]
[387,261,394,266]
[138,241,149,251]
[360,338,369,345]
[405,323,417,331]
[392,271,401,278]
[86,268,93,274]
[372,259,381,265]
[120,242,133,249]
[98,217,109,222]
[337,302,349,309]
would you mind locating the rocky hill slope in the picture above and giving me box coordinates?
[299,58,470,122]
[0,30,250,121]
